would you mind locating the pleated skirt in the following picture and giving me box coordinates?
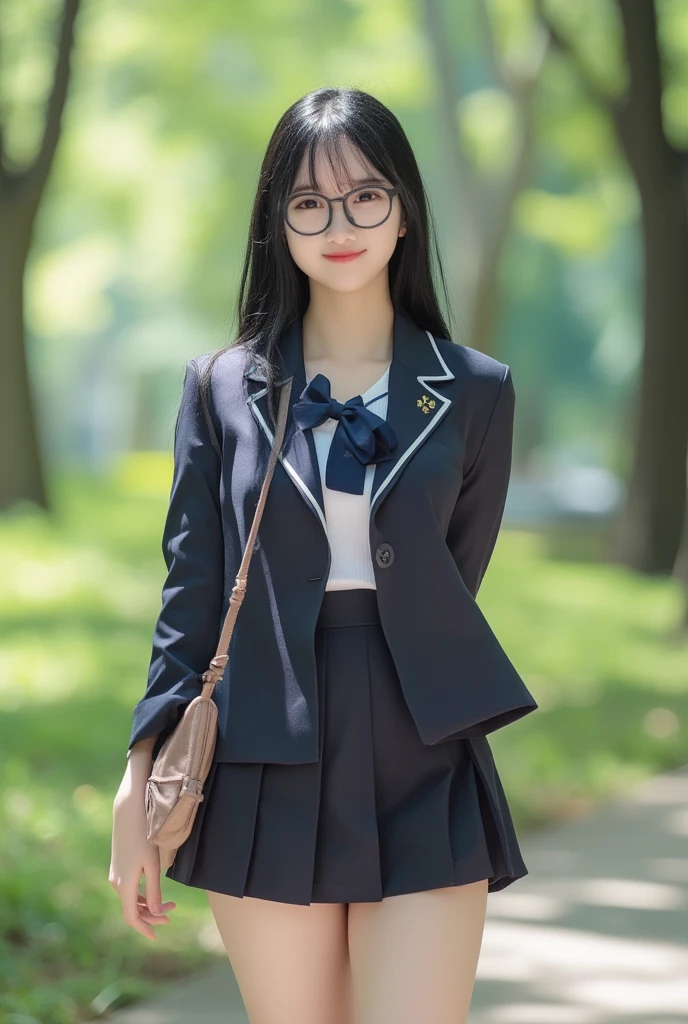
[166,587,528,905]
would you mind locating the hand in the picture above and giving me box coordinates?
[110,773,178,940]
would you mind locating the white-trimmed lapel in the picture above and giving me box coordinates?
[244,320,326,533]
[369,312,454,519]
[242,309,455,534]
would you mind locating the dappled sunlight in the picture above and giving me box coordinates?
[0,637,101,708]
[2,0,685,1016]
[4,549,150,616]
[474,921,688,1022]
[2,478,684,1020]
[487,532,688,703]
[112,451,174,498]
[470,769,688,1022]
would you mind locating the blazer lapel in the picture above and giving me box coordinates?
[243,309,455,533]
[369,310,455,519]
[244,320,327,534]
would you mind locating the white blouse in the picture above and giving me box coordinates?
[305,366,390,591]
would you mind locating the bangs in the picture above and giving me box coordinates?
[296,131,389,194]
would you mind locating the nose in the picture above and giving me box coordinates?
[325,199,357,241]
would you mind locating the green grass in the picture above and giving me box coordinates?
[481,524,688,824]
[1,461,686,1022]
[0,462,225,1024]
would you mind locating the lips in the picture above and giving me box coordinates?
[323,250,365,262]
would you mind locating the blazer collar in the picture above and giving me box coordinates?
[244,308,455,530]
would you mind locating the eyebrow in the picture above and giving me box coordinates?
[290,176,389,194]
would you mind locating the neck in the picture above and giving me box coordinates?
[302,277,394,367]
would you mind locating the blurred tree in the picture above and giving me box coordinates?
[422,0,549,355]
[19,0,408,473]
[535,0,688,574]
[0,0,82,511]
[7,0,656,508]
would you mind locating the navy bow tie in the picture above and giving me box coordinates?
[292,373,398,494]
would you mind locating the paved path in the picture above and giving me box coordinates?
[111,764,688,1024]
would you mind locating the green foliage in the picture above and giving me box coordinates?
[1,468,687,1019]
[0,464,225,1024]
[7,0,687,472]
[3,1,688,1010]
[515,189,610,254]
[481,527,688,824]
[459,88,520,173]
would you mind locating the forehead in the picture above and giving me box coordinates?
[291,137,390,194]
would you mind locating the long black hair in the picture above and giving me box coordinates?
[199,86,455,434]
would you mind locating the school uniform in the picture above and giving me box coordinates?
[127,308,539,905]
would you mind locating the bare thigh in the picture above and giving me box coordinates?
[347,878,489,1024]
[206,890,354,1024]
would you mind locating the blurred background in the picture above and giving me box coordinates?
[1,0,687,1020]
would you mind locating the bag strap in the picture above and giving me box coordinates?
[200,376,294,697]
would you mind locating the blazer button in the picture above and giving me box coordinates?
[375,543,394,568]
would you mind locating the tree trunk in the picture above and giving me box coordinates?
[422,0,546,355]
[0,197,47,509]
[469,81,539,356]
[0,0,81,510]
[612,178,688,571]
[610,0,688,572]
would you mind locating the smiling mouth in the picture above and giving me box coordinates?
[323,250,365,260]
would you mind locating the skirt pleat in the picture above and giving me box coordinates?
[166,588,527,905]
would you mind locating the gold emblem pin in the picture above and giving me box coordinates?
[417,394,436,414]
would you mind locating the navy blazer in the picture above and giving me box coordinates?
[128,309,538,770]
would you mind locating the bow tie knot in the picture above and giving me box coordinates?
[292,373,398,494]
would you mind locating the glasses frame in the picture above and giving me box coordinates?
[284,184,401,236]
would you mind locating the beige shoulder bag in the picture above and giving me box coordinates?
[144,375,293,871]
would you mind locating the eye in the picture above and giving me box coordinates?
[294,196,324,210]
[352,189,385,203]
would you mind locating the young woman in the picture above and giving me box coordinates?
[110,86,538,1024]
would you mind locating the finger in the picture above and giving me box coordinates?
[137,897,177,911]
[136,896,176,924]
[140,911,171,925]
[143,857,162,916]
[136,898,171,923]
[122,874,156,941]
[137,896,177,913]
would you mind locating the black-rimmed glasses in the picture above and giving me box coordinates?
[284,185,400,236]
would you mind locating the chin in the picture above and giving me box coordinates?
[322,276,376,294]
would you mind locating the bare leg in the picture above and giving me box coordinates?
[347,878,489,1024]
[206,890,354,1024]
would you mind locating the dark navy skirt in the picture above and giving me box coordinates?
[166,587,527,905]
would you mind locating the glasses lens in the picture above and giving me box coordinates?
[345,186,392,228]
[285,187,393,234]
[286,194,329,235]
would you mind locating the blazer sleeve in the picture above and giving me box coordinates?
[444,364,515,598]
[127,356,225,760]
